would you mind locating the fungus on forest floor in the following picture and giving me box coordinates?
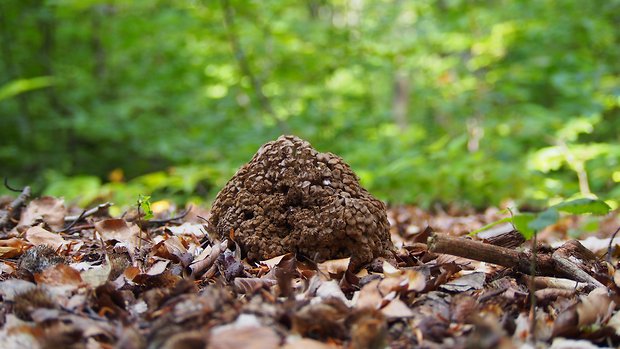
[208,135,393,267]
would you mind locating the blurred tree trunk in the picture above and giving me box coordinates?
[392,68,410,130]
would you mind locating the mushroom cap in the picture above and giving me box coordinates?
[209,135,393,266]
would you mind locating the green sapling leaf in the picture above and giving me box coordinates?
[138,194,154,220]
[552,198,611,215]
[528,208,559,232]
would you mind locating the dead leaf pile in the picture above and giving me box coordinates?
[0,195,619,348]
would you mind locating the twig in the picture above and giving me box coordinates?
[142,206,192,226]
[64,202,112,222]
[528,231,538,343]
[4,177,23,192]
[551,253,605,288]
[607,225,620,265]
[0,185,31,231]
[427,233,581,280]
[220,0,290,134]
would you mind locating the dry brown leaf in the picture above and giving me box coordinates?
[440,272,485,292]
[317,257,351,276]
[79,255,112,287]
[0,279,36,300]
[25,225,65,251]
[19,196,67,230]
[380,298,414,319]
[34,264,82,286]
[355,279,382,310]
[94,219,140,251]
[259,254,288,269]
[234,277,277,294]
[146,260,169,276]
[166,222,207,238]
[404,269,426,292]
[282,338,336,349]
[576,288,614,328]
[382,260,400,276]
[210,315,280,349]
[0,238,28,258]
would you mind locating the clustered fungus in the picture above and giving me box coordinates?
[208,135,393,267]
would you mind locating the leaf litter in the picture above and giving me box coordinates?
[0,194,619,348]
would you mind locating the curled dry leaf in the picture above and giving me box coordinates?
[19,196,67,231]
[94,219,140,252]
[166,222,207,238]
[380,298,415,319]
[0,237,29,258]
[317,257,351,276]
[553,288,615,337]
[79,254,112,287]
[259,254,288,269]
[25,225,65,251]
[234,277,277,294]
[440,272,485,292]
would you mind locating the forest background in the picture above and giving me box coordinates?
[1,0,619,211]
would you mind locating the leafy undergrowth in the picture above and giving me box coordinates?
[1,195,620,349]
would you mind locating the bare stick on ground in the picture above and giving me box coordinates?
[0,185,31,232]
[427,233,603,287]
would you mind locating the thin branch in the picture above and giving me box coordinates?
[0,185,31,231]
[220,0,290,134]
[64,202,113,223]
[607,226,620,265]
[4,177,23,192]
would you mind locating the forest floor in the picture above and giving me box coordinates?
[1,191,620,349]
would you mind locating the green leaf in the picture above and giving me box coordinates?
[0,76,54,101]
[511,213,536,240]
[552,198,611,215]
[468,216,512,236]
[138,195,154,220]
[528,208,559,232]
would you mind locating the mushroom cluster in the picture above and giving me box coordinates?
[208,135,393,267]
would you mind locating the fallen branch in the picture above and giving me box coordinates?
[0,185,31,231]
[427,233,603,287]
[64,202,112,223]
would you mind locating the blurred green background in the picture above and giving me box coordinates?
[1,0,620,209]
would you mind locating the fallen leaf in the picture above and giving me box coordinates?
[282,338,335,349]
[80,255,112,287]
[260,254,288,269]
[576,288,614,328]
[380,298,414,319]
[440,272,485,292]
[146,260,169,276]
[210,314,280,349]
[0,238,28,258]
[94,219,140,251]
[234,277,277,294]
[34,264,82,286]
[19,196,67,230]
[317,257,351,276]
[25,225,65,251]
[0,279,36,300]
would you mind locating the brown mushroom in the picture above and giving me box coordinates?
[208,135,393,267]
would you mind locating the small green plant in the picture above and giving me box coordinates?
[471,198,612,240]
[137,194,154,220]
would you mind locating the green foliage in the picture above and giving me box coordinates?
[473,198,612,240]
[0,76,54,101]
[1,0,620,208]
[137,195,153,221]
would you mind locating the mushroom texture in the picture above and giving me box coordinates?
[208,135,393,267]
